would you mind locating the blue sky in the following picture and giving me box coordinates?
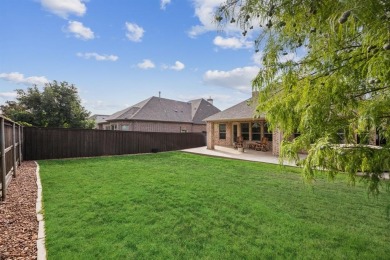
[0,0,295,115]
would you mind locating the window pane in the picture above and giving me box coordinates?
[252,134,261,141]
[336,129,345,144]
[376,128,387,146]
[357,132,369,144]
[241,123,249,140]
[219,124,226,140]
[264,122,272,141]
[252,122,260,140]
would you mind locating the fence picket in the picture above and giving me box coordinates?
[0,116,22,201]
[23,127,206,160]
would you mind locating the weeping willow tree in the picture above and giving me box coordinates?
[216,0,390,194]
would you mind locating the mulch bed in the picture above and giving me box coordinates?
[0,161,38,260]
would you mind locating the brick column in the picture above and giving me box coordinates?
[369,128,376,145]
[272,128,283,156]
[249,122,252,141]
[260,121,264,139]
[207,122,215,150]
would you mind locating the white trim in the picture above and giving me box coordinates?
[35,161,47,260]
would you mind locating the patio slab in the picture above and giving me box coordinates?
[183,146,390,180]
[182,146,300,167]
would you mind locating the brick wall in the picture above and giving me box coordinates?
[213,122,232,146]
[206,122,214,149]
[192,124,207,133]
[99,121,206,133]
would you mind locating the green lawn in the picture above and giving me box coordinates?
[39,152,390,259]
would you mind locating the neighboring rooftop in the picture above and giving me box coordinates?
[100,96,220,124]
[89,114,110,124]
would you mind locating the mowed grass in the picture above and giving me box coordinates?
[39,152,390,259]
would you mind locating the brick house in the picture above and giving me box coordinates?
[205,94,385,156]
[204,93,283,155]
[98,96,220,133]
[89,114,110,129]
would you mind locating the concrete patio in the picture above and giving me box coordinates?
[183,146,390,179]
[182,145,300,167]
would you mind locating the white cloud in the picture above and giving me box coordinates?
[66,21,94,40]
[0,92,18,107]
[252,51,264,66]
[0,72,49,86]
[171,61,185,71]
[279,52,299,63]
[125,22,145,42]
[188,0,263,40]
[161,0,172,10]
[77,52,118,61]
[40,0,87,18]
[0,92,17,99]
[189,0,249,38]
[203,66,259,92]
[213,36,253,49]
[137,59,155,69]
[188,0,224,37]
[162,61,185,71]
[252,50,303,66]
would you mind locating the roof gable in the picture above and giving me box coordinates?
[105,97,152,121]
[132,97,193,122]
[204,97,264,121]
[103,96,221,124]
[191,99,221,124]
[89,114,110,124]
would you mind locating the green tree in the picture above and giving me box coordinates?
[0,100,34,126]
[216,0,390,193]
[1,81,94,129]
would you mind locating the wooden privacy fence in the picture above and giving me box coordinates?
[24,127,206,160]
[0,116,23,201]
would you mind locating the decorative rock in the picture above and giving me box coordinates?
[339,10,351,24]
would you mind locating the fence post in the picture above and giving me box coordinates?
[20,126,23,162]
[18,125,22,166]
[12,122,17,178]
[1,117,6,200]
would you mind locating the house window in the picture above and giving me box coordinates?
[219,124,226,139]
[357,132,369,144]
[251,122,261,141]
[111,124,117,130]
[121,125,129,131]
[241,123,249,140]
[104,125,110,130]
[376,128,386,146]
[336,129,345,144]
[264,123,273,141]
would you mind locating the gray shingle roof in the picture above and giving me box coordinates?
[103,96,220,124]
[105,97,152,121]
[89,114,110,124]
[204,98,265,122]
[191,99,221,124]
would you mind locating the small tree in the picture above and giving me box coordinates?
[1,81,94,129]
[216,0,390,193]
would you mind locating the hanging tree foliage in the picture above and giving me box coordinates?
[216,0,390,194]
